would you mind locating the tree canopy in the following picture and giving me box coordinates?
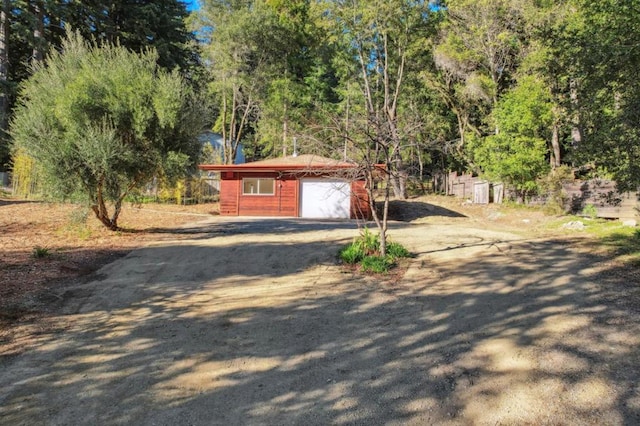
[4,0,640,234]
[1,0,200,169]
[10,31,202,229]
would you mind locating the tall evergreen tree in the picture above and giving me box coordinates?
[1,0,200,170]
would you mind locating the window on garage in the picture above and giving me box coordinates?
[242,178,275,195]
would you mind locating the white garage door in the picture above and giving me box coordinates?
[300,179,351,219]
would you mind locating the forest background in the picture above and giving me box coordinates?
[2,0,640,205]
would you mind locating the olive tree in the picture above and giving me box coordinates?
[11,31,202,229]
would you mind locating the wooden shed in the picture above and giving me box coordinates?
[199,154,370,219]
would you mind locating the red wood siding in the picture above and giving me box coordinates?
[351,180,371,219]
[236,172,297,217]
[219,171,369,218]
[220,177,239,215]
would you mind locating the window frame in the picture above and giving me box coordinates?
[242,177,276,196]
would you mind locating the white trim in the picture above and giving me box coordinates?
[242,177,275,195]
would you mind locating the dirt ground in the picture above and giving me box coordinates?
[1,196,640,425]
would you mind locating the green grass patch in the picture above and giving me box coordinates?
[32,246,51,258]
[599,227,640,265]
[549,216,640,265]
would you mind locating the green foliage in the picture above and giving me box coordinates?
[339,228,411,273]
[10,31,203,229]
[549,0,640,191]
[581,204,598,219]
[338,243,363,265]
[387,241,412,259]
[10,149,43,198]
[468,76,552,200]
[32,246,51,259]
[360,255,394,274]
[431,0,525,143]
[339,228,378,265]
[540,165,574,215]
[1,0,202,170]
[491,76,554,137]
[356,228,380,256]
[469,133,549,200]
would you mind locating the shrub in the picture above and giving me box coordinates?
[360,255,394,274]
[356,227,379,255]
[339,243,364,264]
[338,229,412,274]
[582,204,598,219]
[387,241,411,258]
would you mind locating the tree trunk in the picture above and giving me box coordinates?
[0,0,9,137]
[343,93,349,161]
[91,179,119,230]
[366,164,390,258]
[31,0,45,62]
[550,119,561,168]
[390,152,407,199]
[569,79,583,150]
[282,101,288,157]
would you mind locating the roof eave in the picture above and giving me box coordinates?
[198,164,358,172]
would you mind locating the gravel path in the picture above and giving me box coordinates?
[1,217,639,425]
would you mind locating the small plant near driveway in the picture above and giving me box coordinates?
[339,228,412,273]
[32,246,51,259]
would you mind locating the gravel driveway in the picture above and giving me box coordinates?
[1,217,639,425]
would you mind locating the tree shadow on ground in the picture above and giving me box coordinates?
[0,198,39,207]
[119,217,409,239]
[386,200,467,222]
[1,231,639,425]
[599,230,640,263]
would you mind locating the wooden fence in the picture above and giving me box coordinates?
[563,179,638,220]
[433,172,638,219]
[433,172,502,204]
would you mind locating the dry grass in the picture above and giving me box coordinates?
[0,198,219,320]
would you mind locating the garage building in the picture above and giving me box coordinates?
[199,154,371,219]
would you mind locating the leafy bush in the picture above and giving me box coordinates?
[360,255,394,274]
[339,243,364,264]
[387,241,411,258]
[11,31,202,230]
[356,227,379,255]
[339,228,377,264]
[338,228,412,273]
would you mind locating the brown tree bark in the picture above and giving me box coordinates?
[550,120,561,168]
[31,0,45,62]
[0,0,9,135]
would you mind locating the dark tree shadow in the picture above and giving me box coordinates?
[1,225,639,425]
[0,198,39,207]
[386,200,467,222]
[119,217,414,239]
